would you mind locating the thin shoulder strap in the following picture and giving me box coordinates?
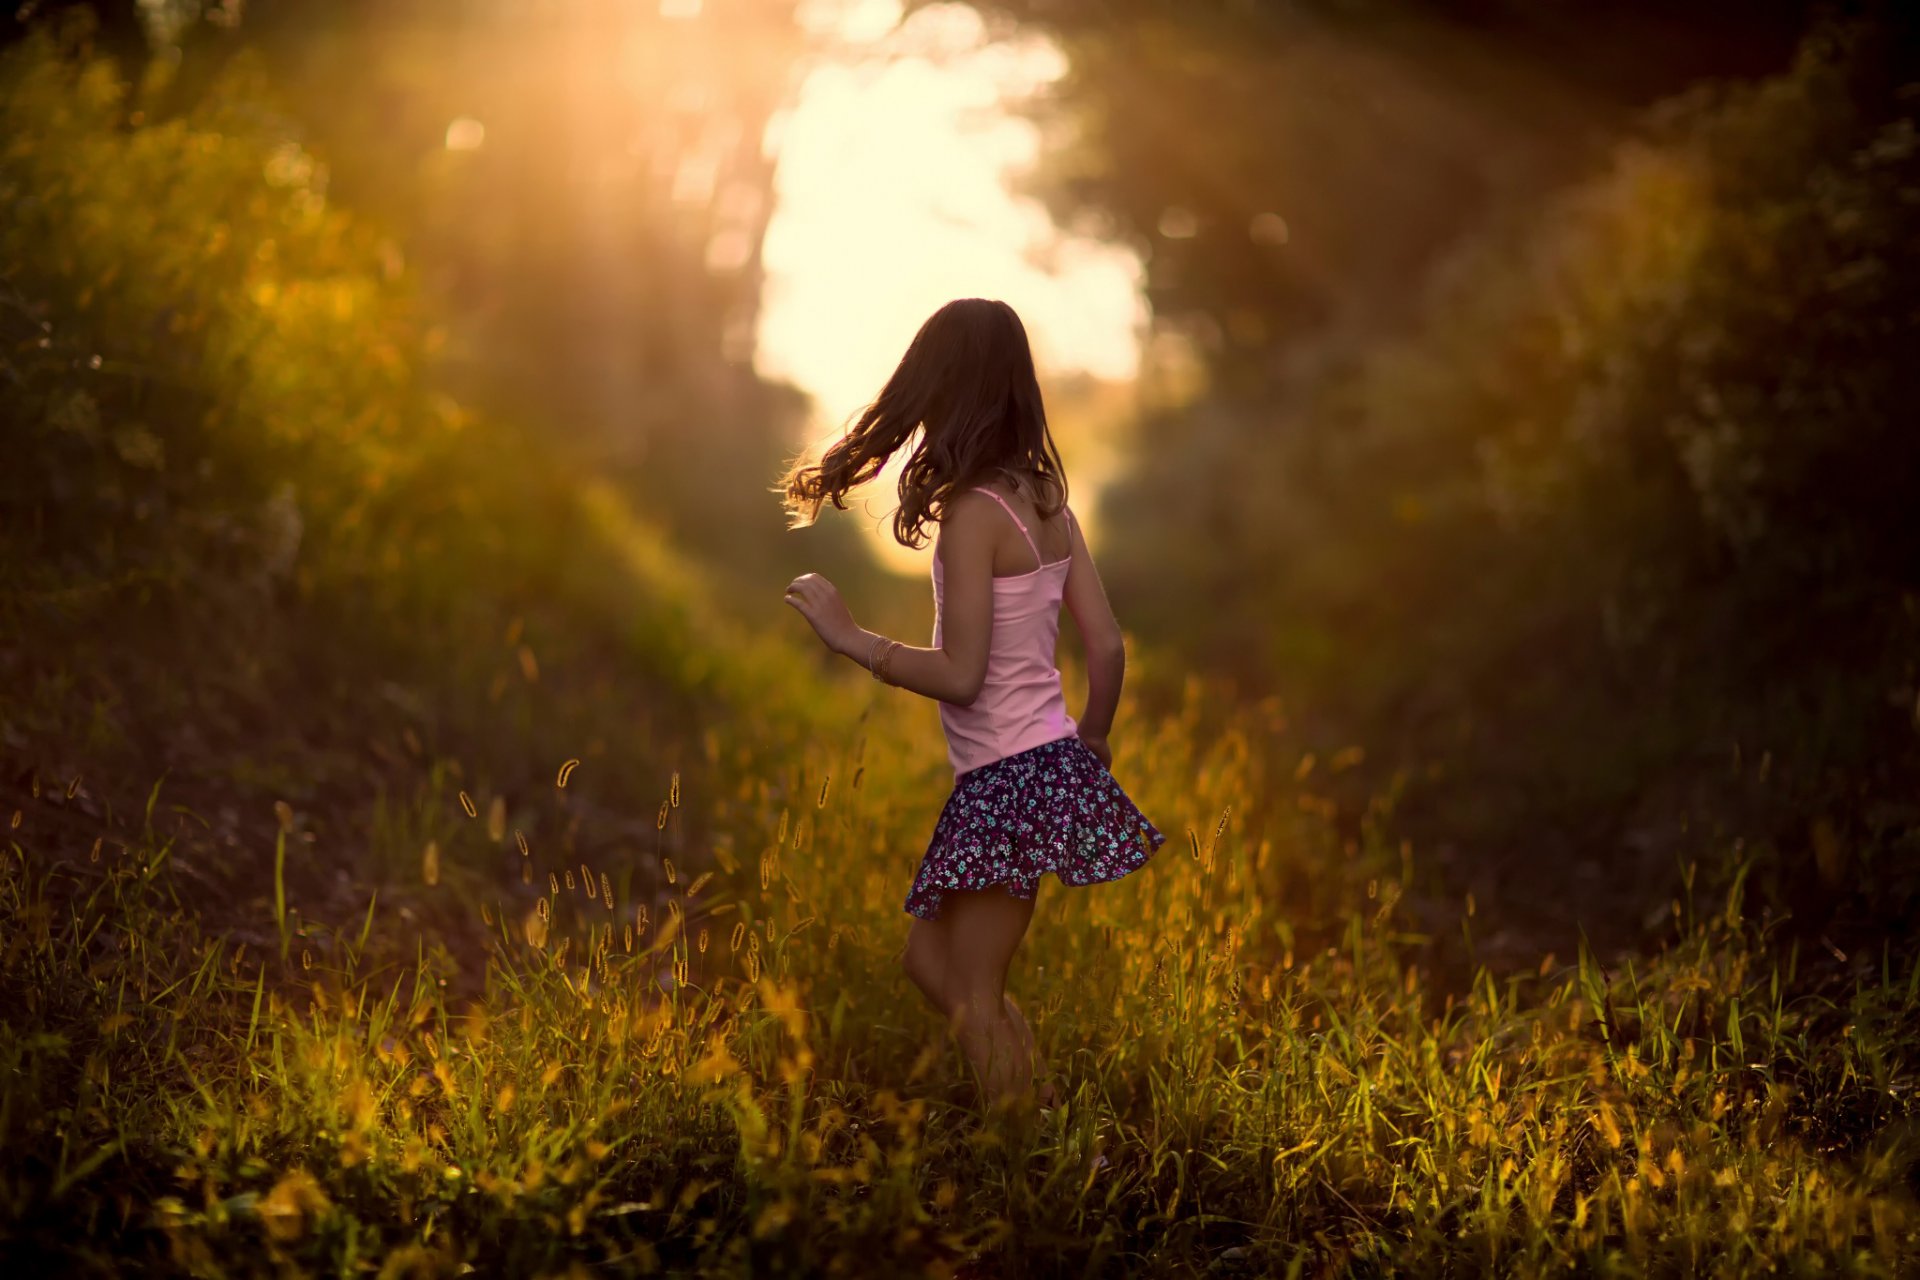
[969,487,1043,563]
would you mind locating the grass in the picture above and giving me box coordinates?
[3,673,1916,1277]
[1,28,1915,1277]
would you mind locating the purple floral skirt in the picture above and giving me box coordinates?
[904,735,1167,921]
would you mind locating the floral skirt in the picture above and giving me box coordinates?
[904,734,1166,921]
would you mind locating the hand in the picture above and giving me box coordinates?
[783,573,861,657]
[1077,727,1112,769]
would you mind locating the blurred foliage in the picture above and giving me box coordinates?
[4,0,859,595]
[958,0,1816,394]
[1083,18,1920,939]
[0,23,829,923]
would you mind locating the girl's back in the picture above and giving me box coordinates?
[931,479,1079,777]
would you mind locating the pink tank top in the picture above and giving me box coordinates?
[930,487,1079,777]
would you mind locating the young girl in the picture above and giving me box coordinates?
[778,297,1166,1109]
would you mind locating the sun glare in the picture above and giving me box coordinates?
[758,1,1146,574]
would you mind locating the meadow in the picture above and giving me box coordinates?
[7,665,1919,1277]
[3,20,1918,1279]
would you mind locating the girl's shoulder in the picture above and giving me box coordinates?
[935,488,1009,546]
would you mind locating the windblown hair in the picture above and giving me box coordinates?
[778,298,1068,548]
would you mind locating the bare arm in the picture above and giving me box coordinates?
[1061,509,1126,763]
[782,493,997,706]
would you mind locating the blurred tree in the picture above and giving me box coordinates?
[955,0,1818,398]
[8,0,861,596]
[950,0,1920,937]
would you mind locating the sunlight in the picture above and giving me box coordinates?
[757,1,1147,574]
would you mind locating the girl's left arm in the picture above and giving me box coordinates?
[783,498,995,706]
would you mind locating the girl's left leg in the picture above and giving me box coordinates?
[903,896,1051,1102]
[940,885,1039,1104]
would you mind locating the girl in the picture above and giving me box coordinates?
[777,297,1166,1110]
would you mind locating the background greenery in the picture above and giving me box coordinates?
[2,3,1918,1274]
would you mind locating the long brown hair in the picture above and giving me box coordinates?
[778,298,1068,548]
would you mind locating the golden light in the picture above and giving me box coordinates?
[757,1,1148,574]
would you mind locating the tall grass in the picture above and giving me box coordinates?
[3,674,1915,1276]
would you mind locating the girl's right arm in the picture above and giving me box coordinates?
[1061,509,1125,767]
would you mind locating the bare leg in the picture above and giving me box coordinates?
[1001,992,1054,1105]
[903,896,1051,1103]
[902,913,954,1016]
[939,885,1039,1105]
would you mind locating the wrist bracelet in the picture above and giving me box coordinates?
[864,633,884,675]
[874,639,901,685]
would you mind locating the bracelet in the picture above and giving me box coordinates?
[873,639,902,685]
[864,633,885,676]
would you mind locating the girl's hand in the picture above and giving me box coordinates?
[783,573,861,657]
[1077,727,1113,769]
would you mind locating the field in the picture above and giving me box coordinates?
[4,21,1918,1279]
[7,654,1918,1275]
